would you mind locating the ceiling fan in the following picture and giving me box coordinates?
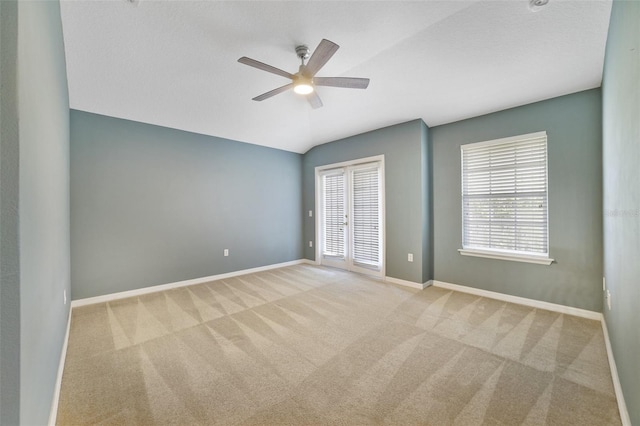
[238,39,370,109]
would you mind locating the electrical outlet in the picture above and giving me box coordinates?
[606,289,611,310]
[63,289,67,305]
[223,249,229,257]
[308,210,313,217]
[408,253,413,262]
[603,277,606,291]
[309,241,313,248]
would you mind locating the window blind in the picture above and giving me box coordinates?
[461,132,548,255]
[352,166,380,269]
[322,172,345,257]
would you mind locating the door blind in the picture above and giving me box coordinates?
[461,132,549,255]
[352,166,380,269]
[322,172,345,257]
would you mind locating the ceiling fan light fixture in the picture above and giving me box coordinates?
[294,78,314,95]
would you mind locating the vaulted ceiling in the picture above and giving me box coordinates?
[60,0,612,153]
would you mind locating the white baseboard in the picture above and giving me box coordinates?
[601,318,632,426]
[48,306,71,426]
[385,276,432,290]
[432,280,601,320]
[71,259,309,308]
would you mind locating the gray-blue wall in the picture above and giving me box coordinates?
[71,111,303,299]
[19,1,72,423]
[1,1,72,424]
[302,119,432,284]
[421,121,433,284]
[432,89,603,311]
[602,0,639,423]
[0,1,21,424]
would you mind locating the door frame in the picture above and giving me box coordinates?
[314,155,386,278]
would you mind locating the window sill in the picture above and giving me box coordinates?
[458,249,554,265]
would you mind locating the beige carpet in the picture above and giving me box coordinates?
[57,265,621,425]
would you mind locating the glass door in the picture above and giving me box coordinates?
[319,169,348,270]
[318,160,383,276]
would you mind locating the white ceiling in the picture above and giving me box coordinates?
[60,0,612,154]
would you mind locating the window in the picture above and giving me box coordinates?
[459,131,553,265]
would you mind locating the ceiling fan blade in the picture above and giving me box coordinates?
[252,83,294,101]
[304,39,339,77]
[238,57,294,80]
[313,77,370,89]
[307,91,323,109]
